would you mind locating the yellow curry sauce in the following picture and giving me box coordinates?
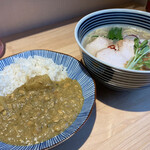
[0,75,84,145]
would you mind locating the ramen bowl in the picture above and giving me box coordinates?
[75,9,150,90]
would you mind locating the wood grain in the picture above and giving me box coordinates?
[1,3,150,150]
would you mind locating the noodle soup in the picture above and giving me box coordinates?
[82,25,150,70]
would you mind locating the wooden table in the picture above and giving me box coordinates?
[1,3,150,150]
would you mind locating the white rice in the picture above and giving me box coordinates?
[0,56,68,96]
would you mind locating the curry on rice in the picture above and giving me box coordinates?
[0,75,84,145]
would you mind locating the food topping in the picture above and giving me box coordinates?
[0,75,84,146]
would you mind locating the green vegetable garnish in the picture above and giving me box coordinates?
[91,35,99,38]
[126,38,150,70]
[107,27,123,41]
[132,57,150,70]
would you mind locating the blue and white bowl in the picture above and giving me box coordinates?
[0,50,95,150]
[75,9,150,90]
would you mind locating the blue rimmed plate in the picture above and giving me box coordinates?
[0,49,95,150]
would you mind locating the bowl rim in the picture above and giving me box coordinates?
[74,8,150,74]
[0,49,96,150]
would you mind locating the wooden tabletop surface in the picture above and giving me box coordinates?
[1,3,150,150]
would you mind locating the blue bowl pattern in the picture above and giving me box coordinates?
[75,9,150,90]
[0,50,95,150]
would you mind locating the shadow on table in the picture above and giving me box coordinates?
[51,104,96,150]
[96,82,150,112]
